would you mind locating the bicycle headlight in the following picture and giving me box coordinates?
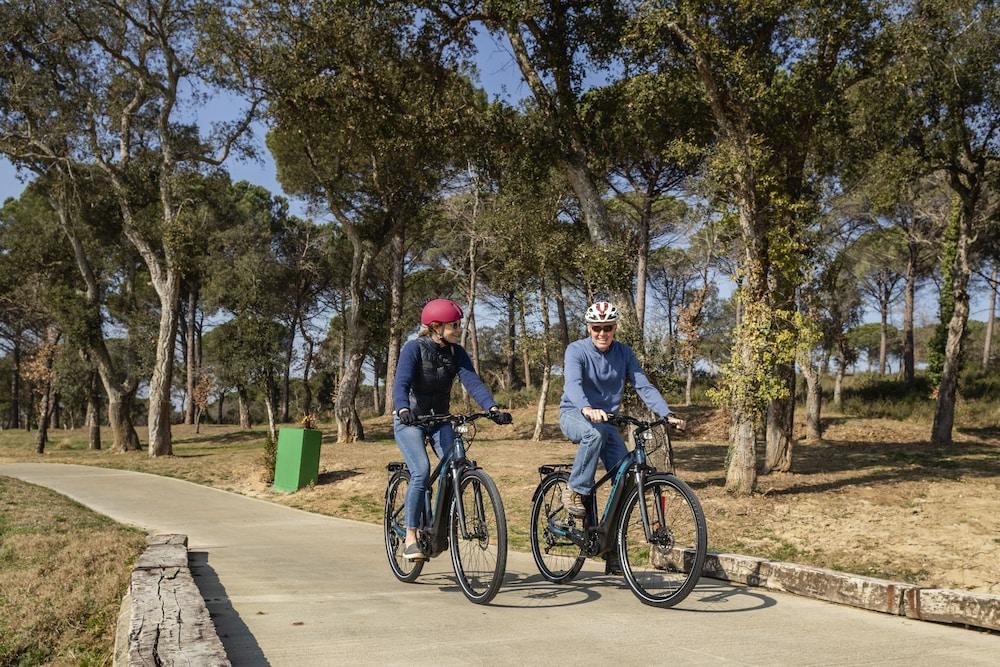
[456,424,469,434]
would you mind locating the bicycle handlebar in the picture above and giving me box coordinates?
[606,414,684,432]
[412,412,494,427]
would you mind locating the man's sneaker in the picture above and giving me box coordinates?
[402,543,427,561]
[604,556,624,576]
[561,486,587,518]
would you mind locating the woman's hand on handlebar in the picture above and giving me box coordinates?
[488,406,513,425]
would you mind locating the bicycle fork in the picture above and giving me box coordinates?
[635,467,667,543]
[450,464,480,541]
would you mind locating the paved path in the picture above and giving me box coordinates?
[2,463,997,665]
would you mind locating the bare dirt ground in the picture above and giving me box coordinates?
[2,405,998,594]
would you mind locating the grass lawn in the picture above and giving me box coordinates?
[0,476,146,666]
[2,403,999,595]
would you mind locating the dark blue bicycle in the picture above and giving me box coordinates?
[383,412,507,604]
[530,414,707,607]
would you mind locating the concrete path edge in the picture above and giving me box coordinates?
[688,549,999,632]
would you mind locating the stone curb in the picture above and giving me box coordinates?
[113,534,230,666]
[657,548,1000,632]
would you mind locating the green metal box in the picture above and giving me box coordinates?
[272,428,323,493]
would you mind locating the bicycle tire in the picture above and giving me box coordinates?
[449,469,507,604]
[529,472,586,583]
[384,470,424,582]
[617,473,707,608]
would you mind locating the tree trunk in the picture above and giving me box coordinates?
[635,197,652,337]
[834,357,845,409]
[931,198,973,447]
[216,390,226,425]
[35,383,53,455]
[878,304,888,376]
[372,355,384,416]
[184,285,197,425]
[384,226,406,411]
[983,262,997,369]
[553,274,570,349]
[9,335,20,431]
[468,309,481,374]
[301,326,315,417]
[903,248,916,382]
[237,386,252,429]
[147,270,181,456]
[505,292,520,391]
[519,296,532,389]
[684,364,694,406]
[725,163,767,496]
[460,236,481,373]
[106,388,140,453]
[281,314,297,423]
[52,393,61,433]
[764,368,795,473]
[335,223,381,442]
[800,353,823,440]
[262,375,278,443]
[533,278,552,441]
[336,334,369,442]
[86,369,101,450]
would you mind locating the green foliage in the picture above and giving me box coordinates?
[260,434,278,485]
[708,301,817,415]
[928,197,962,386]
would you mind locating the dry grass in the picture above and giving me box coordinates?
[0,477,146,666]
[2,403,999,594]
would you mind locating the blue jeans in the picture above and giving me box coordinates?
[560,409,628,495]
[393,416,455,529]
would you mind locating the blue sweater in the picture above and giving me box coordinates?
[559,339,670,417]
[392,337,496,417]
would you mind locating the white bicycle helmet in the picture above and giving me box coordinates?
[585,301,620,323]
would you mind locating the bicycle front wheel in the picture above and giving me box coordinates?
[449,469,507,604]
[617,473,707,608]
[529,473,585,583]
[384,470,423,583]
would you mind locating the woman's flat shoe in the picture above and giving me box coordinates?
[402,543,427,561]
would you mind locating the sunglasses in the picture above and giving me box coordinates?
[590,324,616,333]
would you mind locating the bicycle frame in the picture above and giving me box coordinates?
[388,414,489,557]
[541,419,671,557]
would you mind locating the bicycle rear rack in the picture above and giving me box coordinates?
[537,463,573,476]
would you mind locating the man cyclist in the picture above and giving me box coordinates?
[559,301,684,522]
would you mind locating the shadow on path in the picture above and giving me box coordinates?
[190,551,270,666]
[408,570,776,613]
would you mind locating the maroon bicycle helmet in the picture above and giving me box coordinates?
[421,299,463,325]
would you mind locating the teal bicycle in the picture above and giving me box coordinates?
[530,414,707,607]
[383,412,508,604]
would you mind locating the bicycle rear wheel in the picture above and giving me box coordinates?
[384,470,424,582]
[529,473,585,583]
[617,473,707,608]
[449,469,507,604]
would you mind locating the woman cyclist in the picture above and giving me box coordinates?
[392,298,512,560]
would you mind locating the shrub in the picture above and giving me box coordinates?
[260,434,277,485]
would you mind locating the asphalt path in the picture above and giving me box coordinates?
[2,463,997,665]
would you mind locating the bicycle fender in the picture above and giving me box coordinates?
[532,471,569,502]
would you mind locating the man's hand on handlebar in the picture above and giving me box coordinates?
[582,407,610,423]
[666,415,686,431]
